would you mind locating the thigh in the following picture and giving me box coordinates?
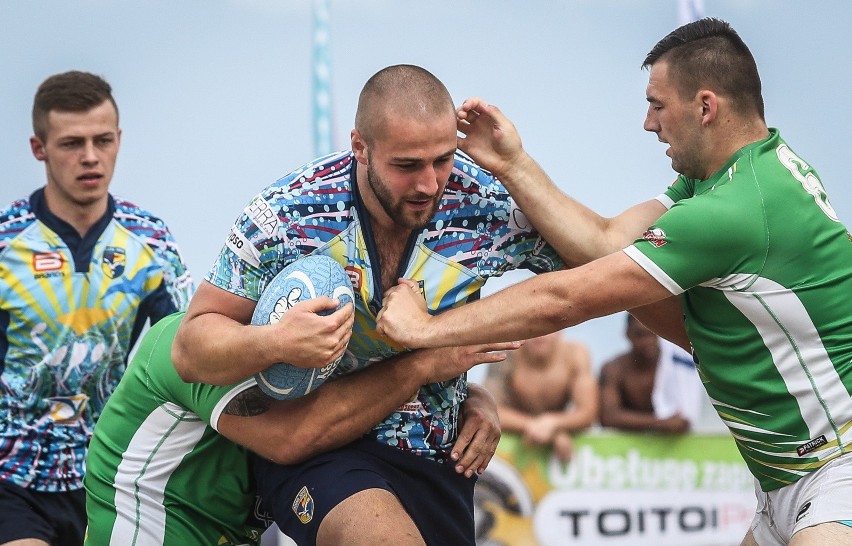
[317,488,425,546]
[790,522,852,545]
[740,529,760,546]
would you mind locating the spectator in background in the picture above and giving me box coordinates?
[599,313,703,433]
[0,70,192,546]
[484,331,598,461]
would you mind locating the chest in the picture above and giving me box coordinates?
[509,364,573,414]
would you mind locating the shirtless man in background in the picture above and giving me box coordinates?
[484,332,598,461]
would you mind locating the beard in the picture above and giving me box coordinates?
[365,162,441,230]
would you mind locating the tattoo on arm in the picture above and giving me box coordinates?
[223,386,273,417]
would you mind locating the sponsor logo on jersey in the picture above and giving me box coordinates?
[32,251,63,272]
[642,227,668,248]
[226,226,261,268]
[292,486,314,524]
[796,501,811,522]
[532,236,545,256]
[796,435,827,456]
[345,265,363,291]
[246,196,281,237]
[101,246,126,278]
[397,400,424,413]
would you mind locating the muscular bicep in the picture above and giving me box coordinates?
[183,280,257,325]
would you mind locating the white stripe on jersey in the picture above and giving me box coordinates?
[110,402,206,545]
[720,275,852,449]
[622,246,684,294]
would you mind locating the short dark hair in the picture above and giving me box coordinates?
[642,18,764,120]
[355,64,454,145]
[32,70,119,140]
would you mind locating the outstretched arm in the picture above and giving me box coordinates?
[172,280,354,385]
[377,250,674,349]
[217,340,519,476]
[456,97,668,266]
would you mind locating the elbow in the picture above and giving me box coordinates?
[171,337,204,383]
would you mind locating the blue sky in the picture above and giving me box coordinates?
[2,0,850,372]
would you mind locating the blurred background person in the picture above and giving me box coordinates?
[598,313,703,434]
[484,332,598,461]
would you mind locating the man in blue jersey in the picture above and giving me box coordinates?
[172,64,563,545]
[0,71,192,546]
[377,18,852,546]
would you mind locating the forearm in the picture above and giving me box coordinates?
[247,352,432,464]
[497,154,664,266]
[496,405,534,434]
[600,408,670,432]
[552,408,597,432]
[172,312,281,385]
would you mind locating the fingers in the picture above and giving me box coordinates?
[452,427,499,478]
[456,97,489,121]
[298,295,340,313]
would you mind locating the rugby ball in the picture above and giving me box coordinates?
[252,254,354,399]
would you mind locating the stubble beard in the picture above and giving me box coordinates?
[366,162,440,230]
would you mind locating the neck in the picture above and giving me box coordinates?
[703,118,769,179]
[43,187,108,237]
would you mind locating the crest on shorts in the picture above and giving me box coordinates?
[101,246,126,278]
[292,485,314,524]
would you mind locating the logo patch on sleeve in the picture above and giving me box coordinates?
[797,435,827,456]
[642,227,668,248]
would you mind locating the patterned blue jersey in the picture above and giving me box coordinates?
[0,189,193,492]
[207,150,562,461]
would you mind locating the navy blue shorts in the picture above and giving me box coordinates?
[252,438,476,545]
[0,481,86,546]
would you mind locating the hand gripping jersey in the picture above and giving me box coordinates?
[207,150,562,461]
[624,130,852,491]
[0,189,192,492]
[84,313,268,546]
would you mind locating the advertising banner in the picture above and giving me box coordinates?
[475,431,755,546]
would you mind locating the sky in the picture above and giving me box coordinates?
[2,0,851,380]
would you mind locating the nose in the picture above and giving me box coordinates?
[643,106,659,133]
[414,165,440,196]
[80,141,98,164]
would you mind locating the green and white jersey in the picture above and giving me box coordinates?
[625,129,852,491]
[84,313,267,545]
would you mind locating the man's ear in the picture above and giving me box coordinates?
[698,90,718,126]
[30,136,46,161]
[351,129,368,165]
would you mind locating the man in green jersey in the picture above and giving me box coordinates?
[377,18,852,546]
[84,313,512,545]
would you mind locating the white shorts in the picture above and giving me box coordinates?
[750,452,852,545]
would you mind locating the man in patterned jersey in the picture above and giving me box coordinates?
[84,312,508,545]
[0,71,192,545]
[171,64,563,545]
[377,19,852,546]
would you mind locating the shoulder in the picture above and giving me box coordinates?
[599,355,629,380]
[559,338,592,371]
[112,196,173,237]
[0,196,35,249]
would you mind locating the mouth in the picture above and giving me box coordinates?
[405,196,435,210]
[78,172,104,185]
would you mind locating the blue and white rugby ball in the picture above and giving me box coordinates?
[252,254,354,399]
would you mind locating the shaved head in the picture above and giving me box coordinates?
[355,65,455,145]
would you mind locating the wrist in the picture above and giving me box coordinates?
[496,151,537,187]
